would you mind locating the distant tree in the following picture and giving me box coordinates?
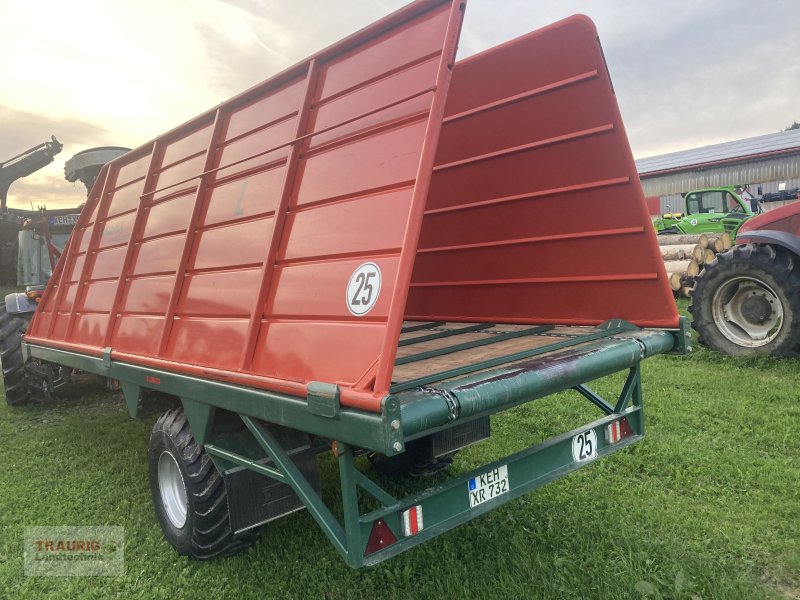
[785,121,800,131]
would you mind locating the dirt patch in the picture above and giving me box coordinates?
[761,571,800,599]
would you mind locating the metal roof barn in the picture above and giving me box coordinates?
[637,129,800,203]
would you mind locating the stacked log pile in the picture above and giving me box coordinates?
[657,232,732,298]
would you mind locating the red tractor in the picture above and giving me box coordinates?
[690,202,800,356]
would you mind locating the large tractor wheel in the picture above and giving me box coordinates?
[148,408,260,559]
[0,302,32,406]
[0,239,18,285]
[689,244,800,356]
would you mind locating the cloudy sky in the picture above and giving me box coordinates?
[2,0,798,209]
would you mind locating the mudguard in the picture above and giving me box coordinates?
[5,293,38,314]
[736,230,800,258]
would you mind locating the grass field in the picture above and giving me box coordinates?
[0,300,798,599]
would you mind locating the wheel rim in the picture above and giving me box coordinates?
[157,451,188,529]
[711,275,783,347]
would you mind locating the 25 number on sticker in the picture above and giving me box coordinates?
[347,263,382,316]
[572,429,597,462]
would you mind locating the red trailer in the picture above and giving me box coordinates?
[7,0,686,566]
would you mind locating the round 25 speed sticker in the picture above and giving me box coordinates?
[572,429,598,462]
[346,262,382,316]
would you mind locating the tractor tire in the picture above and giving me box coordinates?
[148,408,260,559]
[658,227,679,235]
[689,244,800,357]
[0,239,18,285]
[0,302,32,406]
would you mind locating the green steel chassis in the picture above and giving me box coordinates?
[21,318,688,567]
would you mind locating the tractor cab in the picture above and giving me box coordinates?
[655,185,760,238]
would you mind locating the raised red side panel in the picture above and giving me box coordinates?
[27,9,676,413]
[406,15,679,329]
[26,0,466,411]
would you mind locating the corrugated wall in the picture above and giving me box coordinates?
[640,152,800,198]
[657,193,683,214]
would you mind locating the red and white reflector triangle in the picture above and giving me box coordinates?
[365,518,397,555]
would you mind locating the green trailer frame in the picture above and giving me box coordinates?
[22,318,687,567]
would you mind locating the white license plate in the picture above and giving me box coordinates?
[468,465,509,508]
[48,215,79,226]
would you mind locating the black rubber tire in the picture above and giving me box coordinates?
[0,302,32,406]
[689,244,800,357]
[148,408,260,559]
[0,239,18,285]
[658,227,680,235]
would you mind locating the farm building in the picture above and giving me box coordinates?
[636,128,800,216]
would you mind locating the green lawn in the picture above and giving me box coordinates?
[0,300,798,599]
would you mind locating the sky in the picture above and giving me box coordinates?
[2,0,798,209]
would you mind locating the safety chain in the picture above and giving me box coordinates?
[416,386,461,421]
[610,336,648,359]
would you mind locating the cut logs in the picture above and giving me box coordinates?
[663,260,700,277]
[669,272,696,292]
[656,233,708,248]
[706,237,725,253]
[659,243,704,262]
[655,232,731,298]
[665,260,700,292]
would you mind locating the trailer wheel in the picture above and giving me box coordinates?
[0,302,32,406]
[689,244,800,356]
[148,408,260,559]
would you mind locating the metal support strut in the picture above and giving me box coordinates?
[201,362,645,568]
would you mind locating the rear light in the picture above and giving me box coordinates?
[25,290,43,304]
[401,505,423,536]
[605,417,633,444]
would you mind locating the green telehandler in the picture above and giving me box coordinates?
[653,185,761,239]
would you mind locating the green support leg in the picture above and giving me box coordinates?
[624,366,644,435]
[239,416,349,558]
[354,470,397,508]
[181,397,215,445]
[120,382,141,418]
[337,444,365,567]
[614,366,642,414]
[205,417,401,566]
[573,384,615,414]
[573,363,641,417]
